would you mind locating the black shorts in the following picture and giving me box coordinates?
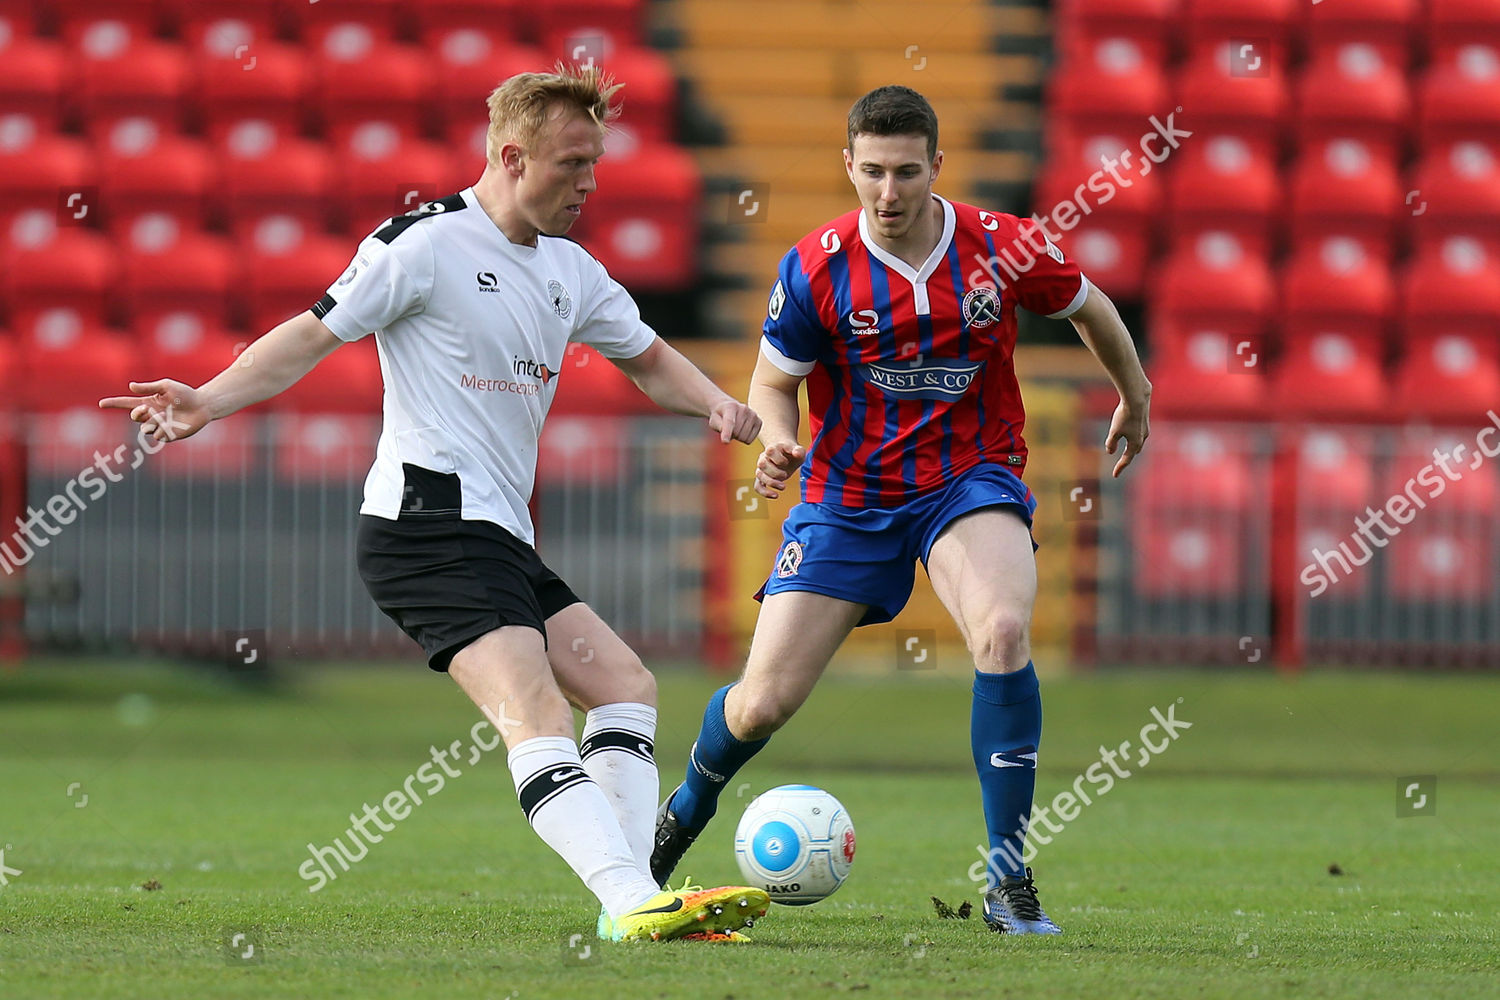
[356,514,581,672]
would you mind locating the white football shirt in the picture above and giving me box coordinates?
[311,187,656,544]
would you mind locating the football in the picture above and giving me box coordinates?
[734,784,856,905]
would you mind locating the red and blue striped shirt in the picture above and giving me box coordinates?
[761,195,1089,508]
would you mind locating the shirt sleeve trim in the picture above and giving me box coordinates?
[760,337,816,377]
[1046,274,1090,320]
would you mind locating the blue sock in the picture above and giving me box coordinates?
[669,684,770,831]
[971,663,1042,889]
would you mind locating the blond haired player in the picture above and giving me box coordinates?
[101,66,770,943]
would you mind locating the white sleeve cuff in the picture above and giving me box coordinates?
[760,337,816,377]
[1046,274,1090,320]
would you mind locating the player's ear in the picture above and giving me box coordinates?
[501,142,525,177]
[930,149,943,184]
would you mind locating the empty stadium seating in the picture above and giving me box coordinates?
[1042,0,1495,426]
[0,0,699,416]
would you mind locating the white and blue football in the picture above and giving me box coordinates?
[734,784,855,905]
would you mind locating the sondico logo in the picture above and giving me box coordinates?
[459,357,557,397]
[848,309,880,336]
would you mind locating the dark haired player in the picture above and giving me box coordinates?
[652,85,1152,935]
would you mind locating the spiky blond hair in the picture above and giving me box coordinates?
[485,63,623,166]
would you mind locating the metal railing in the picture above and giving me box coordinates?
[4,409,713,663]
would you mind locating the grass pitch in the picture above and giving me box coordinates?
[1,660,1496,999]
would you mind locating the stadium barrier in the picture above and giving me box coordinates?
[5,408,718,665]
[1084,418,1500,668]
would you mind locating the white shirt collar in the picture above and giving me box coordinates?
[857,193,956,285]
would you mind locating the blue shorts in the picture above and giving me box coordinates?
[757,463,1038,626]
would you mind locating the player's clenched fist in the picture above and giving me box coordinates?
[707,399,762,445]
[755,440,806,499]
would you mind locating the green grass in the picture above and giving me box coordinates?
[1,661,1497,999]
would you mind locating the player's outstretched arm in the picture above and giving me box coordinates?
[747,351,806,500]
[610,336,761,444]
[1067,281,1152,478]
[98,311,343,443]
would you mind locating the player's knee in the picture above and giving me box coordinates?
[730,689,795,740]
[618,656,657,706]
[970,613,1030,673]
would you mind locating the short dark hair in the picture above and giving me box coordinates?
[846,85,938,162]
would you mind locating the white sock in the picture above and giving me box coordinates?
[507,736,660,920]
[579,703,660,873]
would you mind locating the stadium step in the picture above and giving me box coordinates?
[694,147,1034,196]
[671,1,1035,52]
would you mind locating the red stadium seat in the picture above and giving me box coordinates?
[335,125,453,235]
[1174,45,1291,144]
[1427,0,1500,55]
[1048,37,1171,132]
[316,39,434,152]
[1146,324,1270,419]
[74,31,189,141]
[141,312,244,389]
[271,340,383,413]
[1280,236,1396,343]
[1417,44,1500,149]
[1165,133,1281,256]
[56,5,158,49]
[0,131,95,234]
[17,325,135,413]
[1391,429,1500,510]
[1387,522,1495,601]
[217,132,333,241]
[1035,125,1167,225]
[411,0,525,49]
[549,343,655,415]
[1152,231,1275,332]
[1399,237,1500,340]
[270,414,381,481]
[1297,429,1378,515]
[1305,0,1419,69]
[194,43,308,147]
[1133,520,1246,598]
[1053,219,1151,300]
[164,0,278,56]
[435,40,546,158]
[1182,0,1298,58]
[0,220,116,338]
[1409,141,1500,256]
[572,145,702,290]
[537,415,627,485]
[290,0,402,47]
[241,217,352,334]
[1393,331,1500,421]
[1295,46,1411,161]
[27,406,132,476]
[1137,427,1257,512]
[1271,330,1387,420]
[1287,139,1403,253]
[119,214,235,333]
[0,37,67,133]
[1055,0,1175,66]
[592,47,678,144]
[535,0,645,61]
[1308,0,1410,65]
[97,121,214,237]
